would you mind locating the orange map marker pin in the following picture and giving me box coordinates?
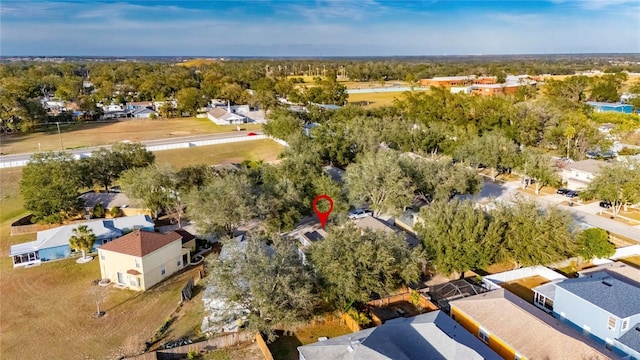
[312,194,334,229]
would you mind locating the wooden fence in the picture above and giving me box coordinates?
[255,332,274,360]
[128,331,256,360]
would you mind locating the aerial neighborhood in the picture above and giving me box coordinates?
[1,1,640,359]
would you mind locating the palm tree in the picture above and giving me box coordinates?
[69,225,97,261]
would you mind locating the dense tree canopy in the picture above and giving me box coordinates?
[20,151,84,223]
[207,234,316,340]
[308,222,422,310]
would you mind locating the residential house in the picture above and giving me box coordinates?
[97,229,191,291]
[560,159,606,190]
[130,107,159,118]
[125,101,154,112]
[207,106,246,125]
[173,228,197,253]
[553,270,640,358]
[9,215,155,267]
[450,288,613,360]
[297,311,501,360]
[353,216,420,247]
[587,102,634,114]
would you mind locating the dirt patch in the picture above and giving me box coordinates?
[501,275,550,303]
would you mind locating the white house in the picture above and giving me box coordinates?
[560,159,606,190]
[207,106,246,125]
[130,107,159,118]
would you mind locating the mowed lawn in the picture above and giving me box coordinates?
[153,139,284,169]
[0,117,262,155]
[348,90,427,108]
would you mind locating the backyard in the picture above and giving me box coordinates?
[0,117,262,155]
[267,317,353,360]
[501,275,550,303]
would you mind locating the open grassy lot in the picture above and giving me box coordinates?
[348,91,415,108]
[153,139,284,169]
[0,118,262,155]
[0,251,201,359]
[177,59,218,67]
[0,167,24,222]
[268,318,352,360]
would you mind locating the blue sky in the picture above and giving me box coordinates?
[1,0,639,56]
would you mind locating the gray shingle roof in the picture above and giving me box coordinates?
[556,271,640,318]
[297,311,500,360]
[617,323,640,353]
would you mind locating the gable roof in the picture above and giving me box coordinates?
[556,271,640,318]
[618,323,640,353]
[9,215,155,256]
[297,311,500,360]
[172,229,196,244]
[207,107,245,121]
[99,230,181,257]
[450,288,611,359]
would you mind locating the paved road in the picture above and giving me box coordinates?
[0,131,263,164]
[471,179,640,243]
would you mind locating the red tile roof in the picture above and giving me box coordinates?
[127,269,141,275]
[172,229,196,244]
[99,230,181,257]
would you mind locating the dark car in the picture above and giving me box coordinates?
[557,188,570,195]
[599,200,612,209]
[565,190,579,198]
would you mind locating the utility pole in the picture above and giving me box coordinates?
[56,122,64,150]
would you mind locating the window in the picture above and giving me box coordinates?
[130,277,137,286]
[478,328,490,343]
[177,259,181,267]
[161,265,166,276]
[100,253,105,260]
[135,259,140,268]
[608,316,617,330]
[622,318,630,331]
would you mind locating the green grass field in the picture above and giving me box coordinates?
[153,139,284,169]
[348,91,425,108]
[0,117,262,155]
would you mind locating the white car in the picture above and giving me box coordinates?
[348,209,373,219]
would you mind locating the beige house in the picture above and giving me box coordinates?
[98,230,191,291]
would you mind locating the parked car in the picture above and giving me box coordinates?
[557,188,570,195]
[247,132,258,136]
[565,190,579,198]
[599,200,612,209]
[348,208,373,219]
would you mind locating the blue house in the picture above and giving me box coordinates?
[10,215,155,267]
[552,270,640,359]
[587,101,634,114]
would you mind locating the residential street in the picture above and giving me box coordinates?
[473,179,640,243]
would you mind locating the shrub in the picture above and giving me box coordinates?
[109,206,121,218]
[92,202,105,218]
[347,308,371,327]
[409,289,422,308]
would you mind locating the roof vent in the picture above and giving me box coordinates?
[602,281,613,287]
